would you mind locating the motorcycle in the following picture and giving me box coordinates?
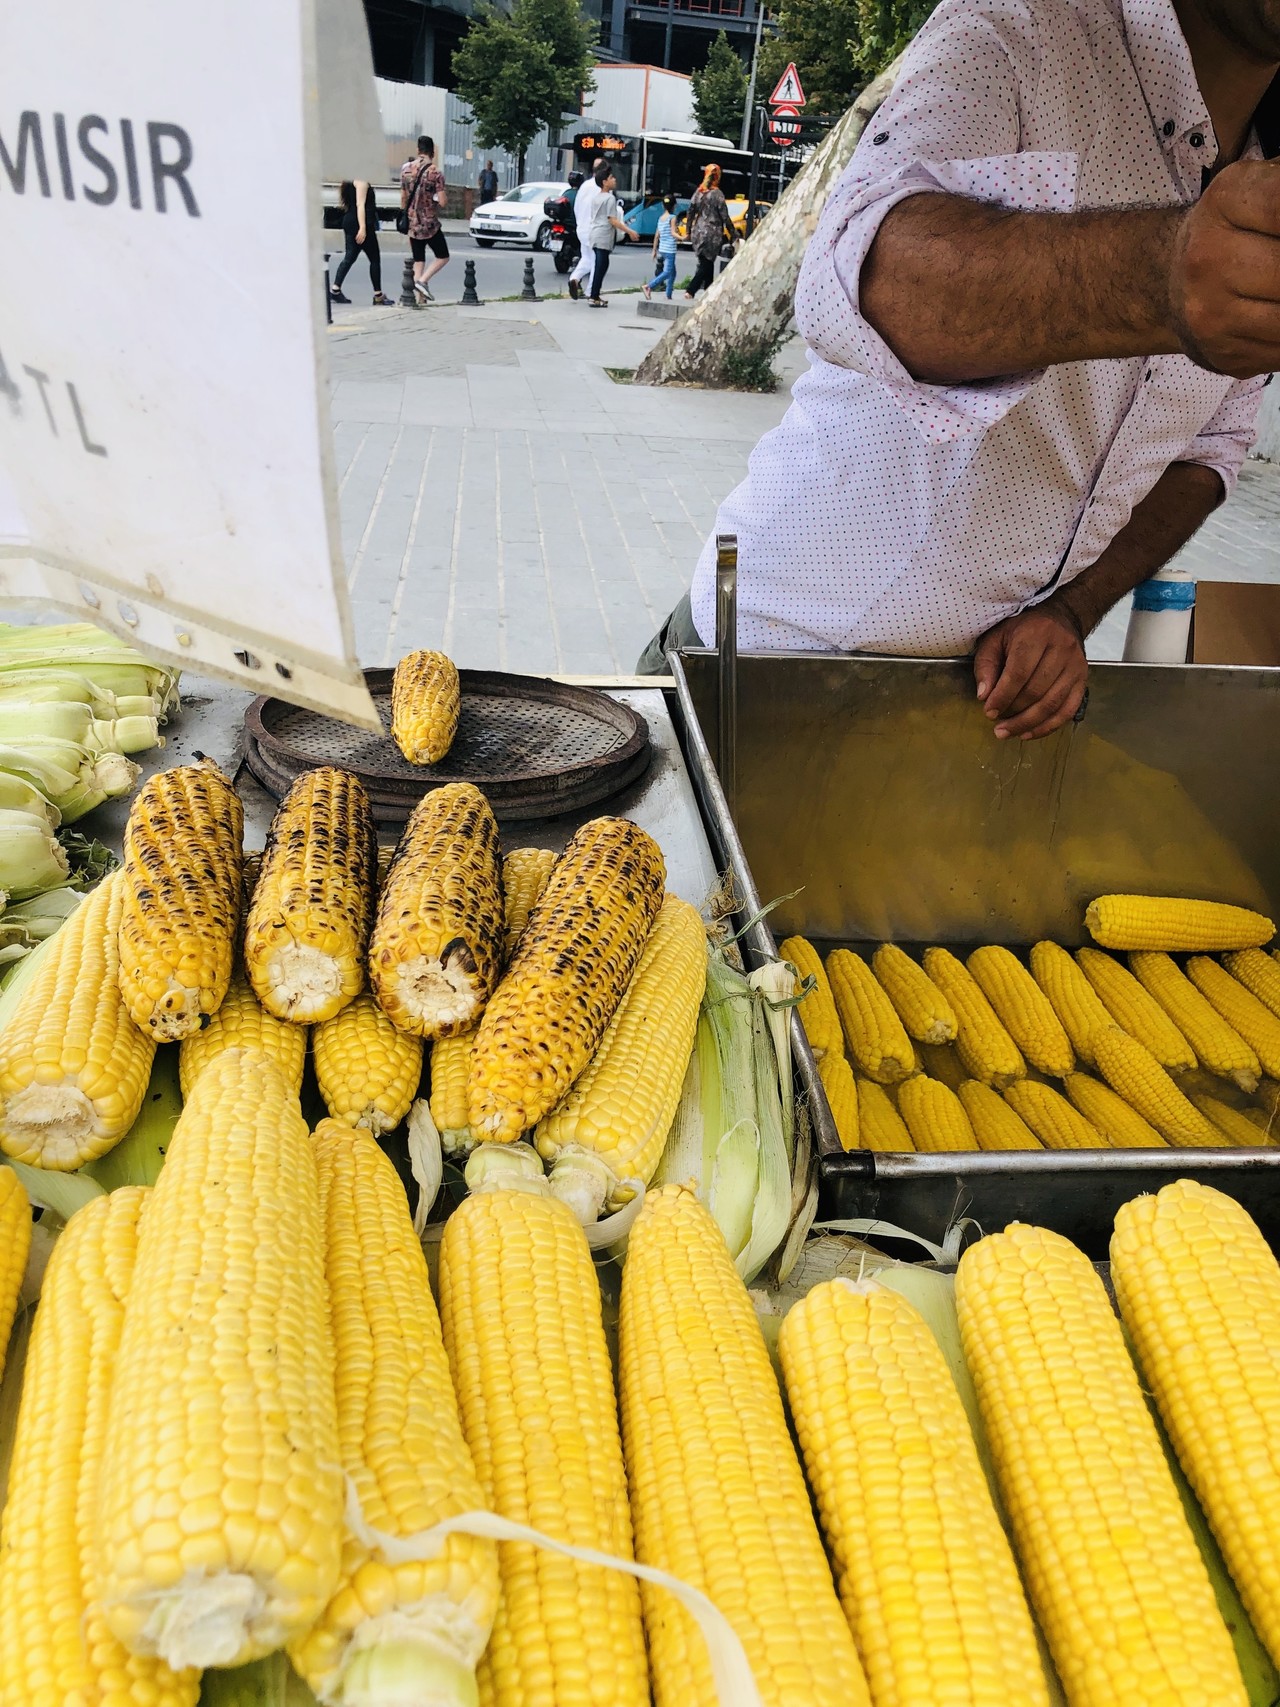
[543,194,581,275]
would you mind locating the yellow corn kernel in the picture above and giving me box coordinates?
[855,1077,914,1151]
[779,936,843,1062]
[1223,948,1280,1020]
[313,990,424,1135]
[826,948,915,1083]
[1075,947,1196,1072]
[391,649,461,765]
[0,1168,31,1386]
[501,846,556,960]
[1090,1025,1223,1147]
[958,1079,1042,1150]
[1028,941,1114,1068]
[967,945,1074,1076]
[897,1074,978,1151]
[1186,955,1280,1080]
[1086,894,1274,952]
[1190,1092,1272,1147]
[871,942,957,1044]
[921,948,1025,1087]
[817,1052,859,1149]
[917,1040,967,1090]
[430,1029,475,1155]
[1129,951,1261,1091]
[1063,1072,1166,1147]
[1003,1079,1107,1148]
[178,967,307,1099]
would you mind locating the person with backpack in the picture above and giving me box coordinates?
[400,135,449,304]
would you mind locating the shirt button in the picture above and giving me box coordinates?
[873,132,889,145]
[1190,131,1205,147]
[1162,120,1175,136]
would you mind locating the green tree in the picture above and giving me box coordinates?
[454,0,597,179]
[758,0,933,111]
[691,32,748,141]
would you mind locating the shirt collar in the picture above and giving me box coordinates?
[1121,0,1214,150]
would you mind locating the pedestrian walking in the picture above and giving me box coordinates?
[685,163,735,300]
[330,180,393,305]
[568,157,605,300]
[478,159,499,204]
[400,135,450,304]
[586,165,635,307]
[643,196,679,302]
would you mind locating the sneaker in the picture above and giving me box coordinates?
[329,289,350,303]
[568,278,581,300]
[413,280,433,302]
[372,293,394,306]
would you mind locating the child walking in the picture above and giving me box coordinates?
[643,197,678,302]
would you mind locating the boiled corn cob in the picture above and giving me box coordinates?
[1063,1071,1165,1147]
[1222,947,1280,1019]
[780,1277,1049,1707]
[244,767,376,1023]
[826,948,915,1082]
[430,1029,476,1155]
[0,1167,30,1385]
[289,1122,500,1705]
[1086,893,1274,952]
[0,872,155,1169]
[469,817,665,1143]
[1003,1079,1108,1149]
[1075,947,1196,1071]
[178,966,307,1099]
[116,758,244,1039]
[917,1040,967,1090]
[967,945,1074,1076]
[922,947,1025,1087]
[956,1221,1248,1706]
[439,1189,649,1707]
[535,895,705,1217]
[620,1186,871,1707]
[779,936,843,1062]
[1028,940,1114,1067]
[391,648,461,765]
[96,1050,342,1668]
[958,1078,1043,1150]
[897,1073,978,1152]
[871,942,957,1043]
[1129,951,1261,1090]
[818,1052,859,1149]
[1189,1091,1271,1147]
[1113,1180,1280,1672]
[502,846,556,960]
[370,782,505,1039]
[855,1076,914,1151]
[313,990,424,1134]
[1090,1026,1224,1146]
[1186,954,1280,1079]
[0,1189,200,1707]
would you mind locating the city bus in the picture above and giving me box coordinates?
[570,128,794,235]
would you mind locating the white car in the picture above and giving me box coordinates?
[470,181,568,251]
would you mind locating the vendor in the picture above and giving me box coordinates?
[639,0,1280,740]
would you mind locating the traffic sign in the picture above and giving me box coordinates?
[768,62,807,107]
[768,103,802,147]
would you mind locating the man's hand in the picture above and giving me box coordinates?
[1172,161,1280,377]
[974,603,1087,740]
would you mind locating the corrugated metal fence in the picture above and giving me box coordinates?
[376,77,564,191]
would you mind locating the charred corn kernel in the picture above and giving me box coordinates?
[178,967,307,1099]
[957,1222,1247,1706]
[871,942,957,1044]
[469,818,665,1144]
[430,1029,475,1155]
[1222,947,1280,1020]
[1063,1072,1165,1147]
[289,1123,499,1705]
[439,1189,648,1707]
[391,649,461,766]
[818,1053,859,1150]
[826,949,915,1083]
[620,1186,871,1707]
[1028,941,1114,1067]
[535,896,706,1215]
[917,1040,967,1090]
[921,948,1025,1087]
[959,1078,1042,1150]
[780,936,843,1062]
[244,767,376,1024]
[1086,893,1274,952]
[0,1190,200,1707]
[780,1278,1049,1707]
[1129,951,1261,1091]
[897,1073,978,1151]
[856,1077,914,1151]
[1186,955,1280,1079]
[1189,1091,1270,1147]
[501,847,555,961]
[1113,1181,1280,1672]
[313,991,424,1135]
[96,1050,342,1669]
[1091,1025,1222,1147]
[117,757,244,1039]
[1075,948,1196,1072]
[0,873,156,1170]
[0,1168,30,1385]
[370,782,505,1040]
[966,945,1074,1077]
[1003,1079,1107,1148]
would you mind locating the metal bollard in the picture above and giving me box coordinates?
[399,257,418,308]
[323,253,332,324]
[462,259,482,306]
[521,258,540,302]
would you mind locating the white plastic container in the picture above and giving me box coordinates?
[1122,565,1196,664]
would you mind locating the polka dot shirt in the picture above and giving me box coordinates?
[688,0,1271,655]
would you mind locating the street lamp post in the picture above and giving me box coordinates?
[740,0,767,150]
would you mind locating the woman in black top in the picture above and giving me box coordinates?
[331,180,393,305]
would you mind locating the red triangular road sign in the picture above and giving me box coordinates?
[768,62,807,107]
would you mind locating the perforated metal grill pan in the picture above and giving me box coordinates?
[244,668,651,823]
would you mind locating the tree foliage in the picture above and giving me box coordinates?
[758,0,933,111]
[691,32,748,141]
[454,0,597,175]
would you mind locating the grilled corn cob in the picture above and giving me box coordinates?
[0,1167,30,1385]
[1185,954,1280,1080]
[956,1221,1247,1706]
[439,1189,649,1707]
[1075,947,1196,1071]
[1129,951,1261,1090]
[391,649,461,765]
[1028,940,1114,1067]
[818,1052,859,1149]
[313,990,424,1134]
[1113,1180,1280,1671]
[0,872,155,1169]
[502,846,556,960]
[826,948,915,1082]
[1086,893,1274,952]
[469,817,665,1143]
[1090,1026,1224,1146]
[922,947,1026,1087]
[967,945,1074,1076]
[620,1186,871,1707]
[959,1078,1042,1150]
[289,1122,500,1706]
[779,935,843,1062]
[897,1073,978,1151]
[1222,947,1280,1019]
[855,1076,914,1151]
[430,1029,476,1155]
[780,1277,1050,1707]
[244,767,376,1023]
[178,966,307,1098]
[871,942,957,1043]
[0,1190,200,1707]
[370,782,505,1039]
[1189,1091,1271,1147]
[917,1040,967,1090]
[116,757,244,1039]
[96,1050,342,1668]
[1003,1079,1108,1149]
[1063,1071,1165,1147]
[535,895,705,1217]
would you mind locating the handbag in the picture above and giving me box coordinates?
[396,160,428,234]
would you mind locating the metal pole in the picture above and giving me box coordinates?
[740,1,767,150]
[715,532,738,815]
[323,252,332,325]
[746,107,761,236]
[663,0,674,68]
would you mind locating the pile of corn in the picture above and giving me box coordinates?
[786,893,1280,1152]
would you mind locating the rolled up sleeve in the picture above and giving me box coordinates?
[1178,377,1269,497]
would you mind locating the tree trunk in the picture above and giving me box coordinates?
[517,147,527,181]
[634,56,903,388]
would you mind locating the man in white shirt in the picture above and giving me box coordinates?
[569,158,605,300]
[641,0,1280,740]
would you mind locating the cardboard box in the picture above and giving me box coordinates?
[1191,583,1280,666]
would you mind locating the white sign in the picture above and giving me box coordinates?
[768,104,801,147]
[0,0,380,728]
[768,63,808,108]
